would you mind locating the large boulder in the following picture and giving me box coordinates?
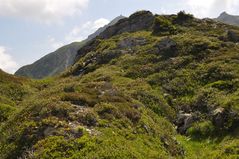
[212,107,239,130]
[176,111,199,134]
[227,30,239,42]
[155,37,178,58]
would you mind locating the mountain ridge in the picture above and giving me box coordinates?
[15,16,125,79]
[216,11,239,26]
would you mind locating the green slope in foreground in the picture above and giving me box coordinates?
[1,11,239,159]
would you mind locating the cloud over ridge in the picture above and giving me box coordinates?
[0,46,18,73]
[0,0,89,23]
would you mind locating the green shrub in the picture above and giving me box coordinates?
[174,34,220,57]
[222,140,239,157]
[125,64,156,79]
[133,91,175,120]
[147,72,172,86]
[191,88,217,113]
[187,120,215,138]
[0,104,15,122]
[63,85,75,92]
[208,80,234,91]
[61,93,97,107]
[96,103,122,120]
[174,11,194,24]
[162,76,195,97]
[124,107,141,124]
[97,50,122,65]
[152,16,176,35]
[200,65,235,84]
[80,111,98,126]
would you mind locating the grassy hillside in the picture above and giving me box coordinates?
[1,11,239,159]
[0,70,31,123]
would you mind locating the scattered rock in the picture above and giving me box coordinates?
[118,37,148,49]
[176,111,198,134]
[212,107,239,130]
[143,124,150,133]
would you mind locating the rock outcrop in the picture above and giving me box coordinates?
[227,30,239,42]
[212,107,239,130]
[176,112,199,134]
[155,37,178,58]
[117,37,148,49]
[98,11,154,39]
[75,11,155,63]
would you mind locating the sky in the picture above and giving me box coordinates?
[0,0,239,73]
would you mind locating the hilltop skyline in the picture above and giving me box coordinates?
[1,0,239,73]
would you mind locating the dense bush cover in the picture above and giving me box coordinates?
[1,11,239,158]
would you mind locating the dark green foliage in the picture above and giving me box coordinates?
[199,64,235,84]
[152,16,176,35]
[96,103,122,120]
[133,91,176,120]
[174,11,194,24]
[96,50,122,65]
[61,92,97,107]
[0,103,15,122]
[187,120,215,138]
[80,111,98,126]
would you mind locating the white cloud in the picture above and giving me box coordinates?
[65,18,110,43]
[0,46,18,73]
[48,37,64,50]
[47,18,109,51]
[185,0,239,18]
[0,0,89,23]
[92,18,110,30]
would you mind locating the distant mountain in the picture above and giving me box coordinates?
[15,42,85,79]
[216,12,239,26]
[15,16,125,79]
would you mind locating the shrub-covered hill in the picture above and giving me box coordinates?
[1,11,239,159]
[0,69,32,124]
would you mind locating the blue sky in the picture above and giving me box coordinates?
[0,0,239,73]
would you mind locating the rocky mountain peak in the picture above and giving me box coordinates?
[216,12,239,26]
[219,11,229,17]
[98,10,154,39]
